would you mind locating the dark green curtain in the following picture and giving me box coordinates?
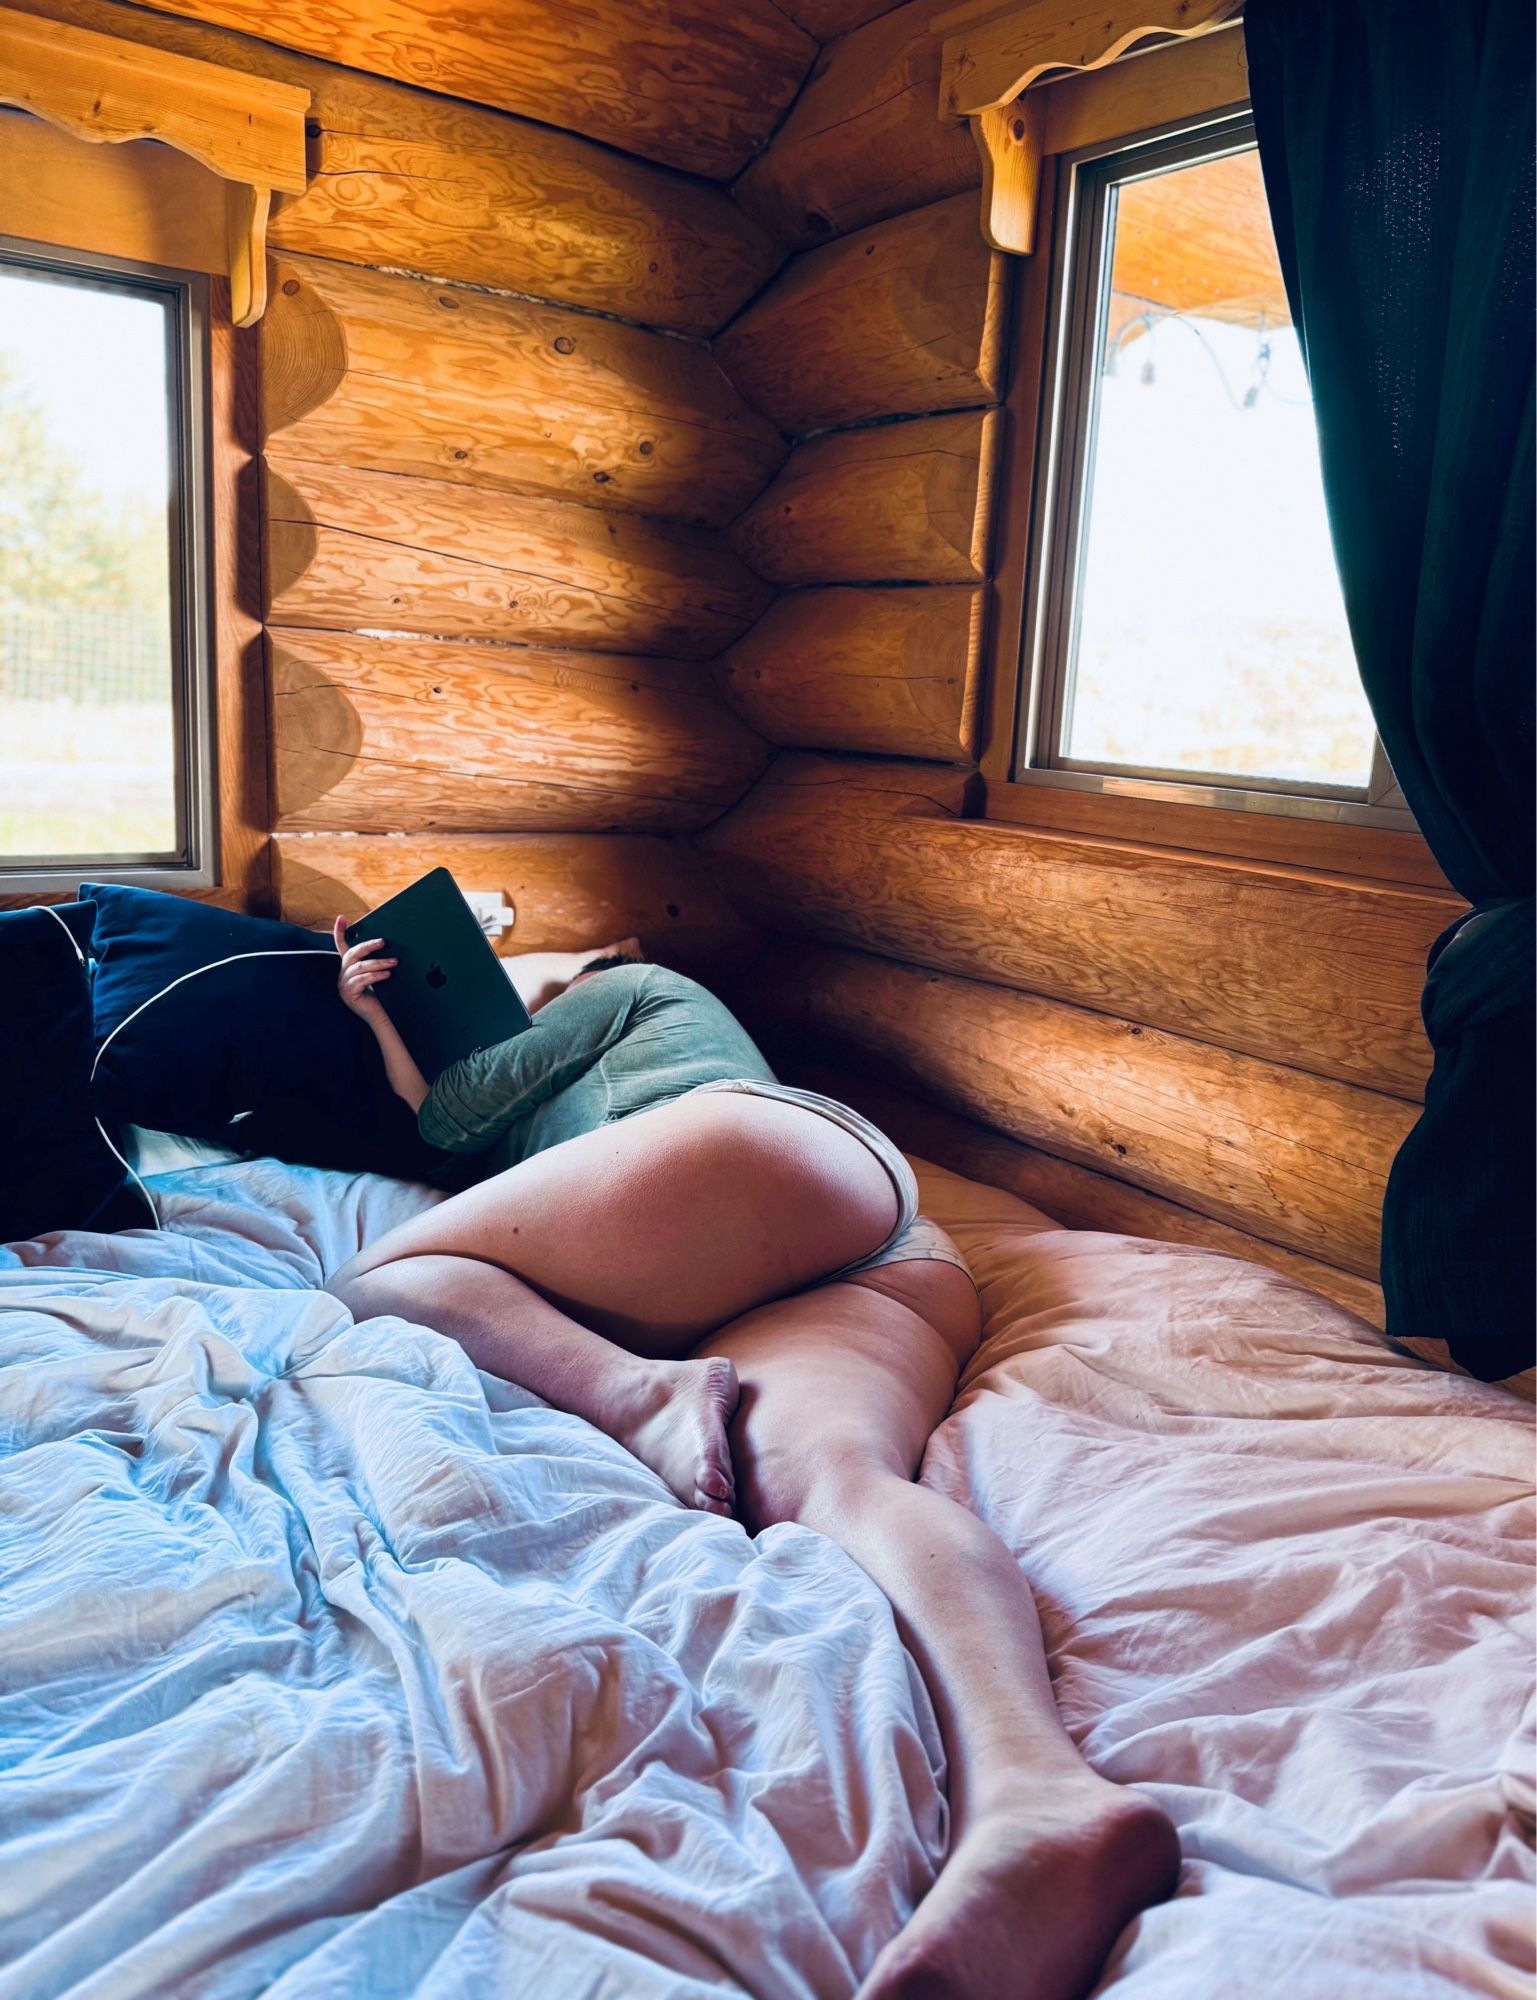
[1246,0,1534,1379]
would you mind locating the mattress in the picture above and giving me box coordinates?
[1,1155,1531,1999]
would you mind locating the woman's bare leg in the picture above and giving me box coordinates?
[327,1091,900,1512]
[699,1259,1179,2000]
[332,1252,741,1514]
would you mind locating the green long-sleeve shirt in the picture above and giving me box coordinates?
[417,963,776,1170]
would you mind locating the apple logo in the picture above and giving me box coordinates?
[426,963,448,989]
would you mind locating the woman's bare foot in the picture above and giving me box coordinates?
[857,1784,1180,2000]
[609,1355,740,1516]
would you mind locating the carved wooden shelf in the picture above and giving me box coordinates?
[0,4,308,323]
[932,0,1243,253]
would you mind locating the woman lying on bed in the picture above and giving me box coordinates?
[328,927,1178,2000]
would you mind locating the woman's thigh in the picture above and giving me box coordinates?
[334,1091,900,1355]
[696,1258,982,1527]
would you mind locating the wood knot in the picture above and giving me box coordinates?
[1012,118,1026,141]
[636,439,654,457]
[553,335,577,355]
[438,294,460,309]
[281,279,300,296]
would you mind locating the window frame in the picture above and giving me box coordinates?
[1008,109,1416,834]
[0,234,219,893]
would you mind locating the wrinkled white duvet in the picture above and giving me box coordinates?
[0,1162,945,2000]
[2,1158,1532,2000]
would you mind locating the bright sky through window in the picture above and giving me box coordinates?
[0,265,179,862]
[1060,147,1378,793]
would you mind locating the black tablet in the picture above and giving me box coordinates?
[345,868,531,1081]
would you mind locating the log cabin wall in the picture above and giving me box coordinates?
[7,0,826,971]
[696,13,1469,1325]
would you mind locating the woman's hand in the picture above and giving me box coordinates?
[334,916,396,1024]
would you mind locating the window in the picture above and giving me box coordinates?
[1015,116,1411,827]
[0,240,214,887]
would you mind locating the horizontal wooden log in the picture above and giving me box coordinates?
[715,193,1008,435]
[129,0,815,179]
[702,755,1457,1096]
[729,411,999,583]
[264,460,772,660]
[261,256,784,528]
[713,588,983,761]
[740,940,1416,1277]
[273,831,756,979]
[269,628,769,835]
[787,1062,1388,1326]
[735,0,981,248]
[10,0,781,333]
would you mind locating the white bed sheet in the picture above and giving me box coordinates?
[0,1161,947,2000]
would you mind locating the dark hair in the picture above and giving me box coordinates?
[577,954,643,977]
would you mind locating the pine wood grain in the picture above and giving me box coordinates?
[703,755,1456,1098]
[0,3,308,190]
[729,410,999,583]
[713,588,984,761]
[273,830,756,981]
[269,628,768,835]
[741,939,1415,1277]
[935,0,1241,119]
[735,0,980,247]
[7,0,781,333]
[984,780,1454,890]
[263,459,772,661]
[0,116,228,271]
[261,255,785,527]
[715,193,1008,435]
[1039,25,1250,155]
[776,0,907,35]
[785,1062,1388,1325]
[127,0,816,180]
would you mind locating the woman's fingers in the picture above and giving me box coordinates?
[340,936,388,972]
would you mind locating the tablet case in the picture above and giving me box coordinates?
[345,868,531,1081]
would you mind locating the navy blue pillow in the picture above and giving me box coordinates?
[82,885,452,1182]
[0,905,144,1242]
[50,900,98,956]
[84,884,378,1138]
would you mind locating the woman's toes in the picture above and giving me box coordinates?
[618,1356,740,1516]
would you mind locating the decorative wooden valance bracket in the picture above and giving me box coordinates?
[0,5,308,324]
[932,0,1243,254]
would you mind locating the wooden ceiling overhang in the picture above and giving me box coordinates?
[0,3,308,321]
[932,0,1245,253]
